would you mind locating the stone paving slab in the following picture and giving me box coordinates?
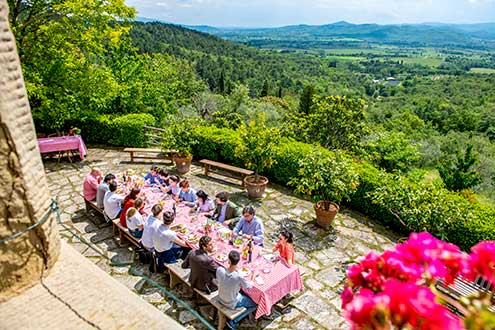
[41,147,401,330]
[0,241,183,330]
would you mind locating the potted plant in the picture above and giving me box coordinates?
[235,113,281,198]
[161,118,198,174]
[289,149,359,228]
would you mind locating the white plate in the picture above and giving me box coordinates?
[263,254,276,262]
[239,268,251,277]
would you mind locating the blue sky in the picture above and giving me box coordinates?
[126,0,495,27]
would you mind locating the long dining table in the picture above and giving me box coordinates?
[127,183,304,319]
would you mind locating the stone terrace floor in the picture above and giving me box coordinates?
[43,147,400,330]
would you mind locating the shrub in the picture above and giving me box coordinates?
[109,114,155,147]
[68,113,155,147]
[190,124,495,250]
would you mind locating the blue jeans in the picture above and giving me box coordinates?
[231,294,257,324]
[155,246,184,273]
[128,228,143,239]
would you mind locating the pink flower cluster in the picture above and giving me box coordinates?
[342,232,495,330]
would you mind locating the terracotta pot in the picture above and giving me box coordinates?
[174,155,192,174]
[243,175,269,199]
[314,200,339,228]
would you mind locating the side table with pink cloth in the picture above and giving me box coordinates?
[37,135,88,160]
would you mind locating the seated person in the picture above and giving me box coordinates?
[195,190,215,215]
[83,168,102,201]
[96,173,115,209]
[151,210,189,273]
[119,188,141,227]
[164,175,180,197]
[143,165,162,186]
[216,250,257,329]
[126,207,144,238]
[181,236,218,293]
[158,168,170,186]
[141,204,162,250]
[178,179,197,207]
[265,229,295,266]
[103,182,124,220]
[233,206,264,246]
[212,191,241,229]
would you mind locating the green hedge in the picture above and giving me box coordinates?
[69,113,155,147]
[191,125,495,250]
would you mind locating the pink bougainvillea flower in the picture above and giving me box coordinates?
[344,288,391,330]
[468,240,495,286]
[341,285,354,308]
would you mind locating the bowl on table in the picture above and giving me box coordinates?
[239,267,251,277]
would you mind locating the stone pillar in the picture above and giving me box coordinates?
[0,1,60,301]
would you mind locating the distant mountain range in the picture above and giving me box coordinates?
[136,17,495,49]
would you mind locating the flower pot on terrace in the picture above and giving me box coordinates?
[244,175,269,199]
[314,200,339,228]
[174,154,192,174]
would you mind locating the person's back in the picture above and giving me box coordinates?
[182,236,218,292]
[103,182,123,219]
[97,173,115,209]
[216,251,254,310]
[96,182,108,209]
[141,211,161,249]
[83,169,102,201]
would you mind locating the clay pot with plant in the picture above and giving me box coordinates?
[289,150,359,228]
[235,113,281,199]
[161,119,198,174]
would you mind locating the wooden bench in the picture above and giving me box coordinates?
[112,218,140,248]
[123,147,176,163]
[435,275,494,316]
[166,262,191,289]
[194,288,255,330]
[82,195,105,218]
[199,159,254,186]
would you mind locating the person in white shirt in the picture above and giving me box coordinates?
[151,210,189,273]
[141,204,162,250]
[126,207,144,238]
[216,250,257,328]
[103,182,123,220]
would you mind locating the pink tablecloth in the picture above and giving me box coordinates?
[117,183,304,318]
[37,136,88,160]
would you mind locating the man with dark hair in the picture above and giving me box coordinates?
[181,235,218,293]
[233,206,264,246]
[96,173,116,209]
[152,210,189,273]
[216,250,257,328]
[143,164,163,186]
[103,181,123,220]
[212,191,241,229]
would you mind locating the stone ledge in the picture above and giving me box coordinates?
[0,241,184,330]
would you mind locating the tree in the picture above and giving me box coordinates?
[306,95,368,150]
[8,0,136,131]
[299,84,315,114]
[438,144,483,191]
[218,71,225,95]
[260,80,269,97]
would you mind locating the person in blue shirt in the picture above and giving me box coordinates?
[178,179,197,207]
[143,165,163,186]
[233,206,264,246]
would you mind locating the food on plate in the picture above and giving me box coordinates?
[233,238,244,247]
[215,254,228,262]
[239,267,251,277]
[187,233,200,243]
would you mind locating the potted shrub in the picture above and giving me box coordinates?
[161,118,198,174]
[289,149,359,228]
[236,113,281,198]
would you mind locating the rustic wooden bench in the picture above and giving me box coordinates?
[193,288,255,330]
[123,147,176,163]
[435,275,494,316]
[166,262,191,289]
[199,159,254,186]
[111,218,140,248]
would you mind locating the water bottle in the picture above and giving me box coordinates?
[247,239,253,263]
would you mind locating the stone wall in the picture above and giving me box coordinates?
[0,1,60,301]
